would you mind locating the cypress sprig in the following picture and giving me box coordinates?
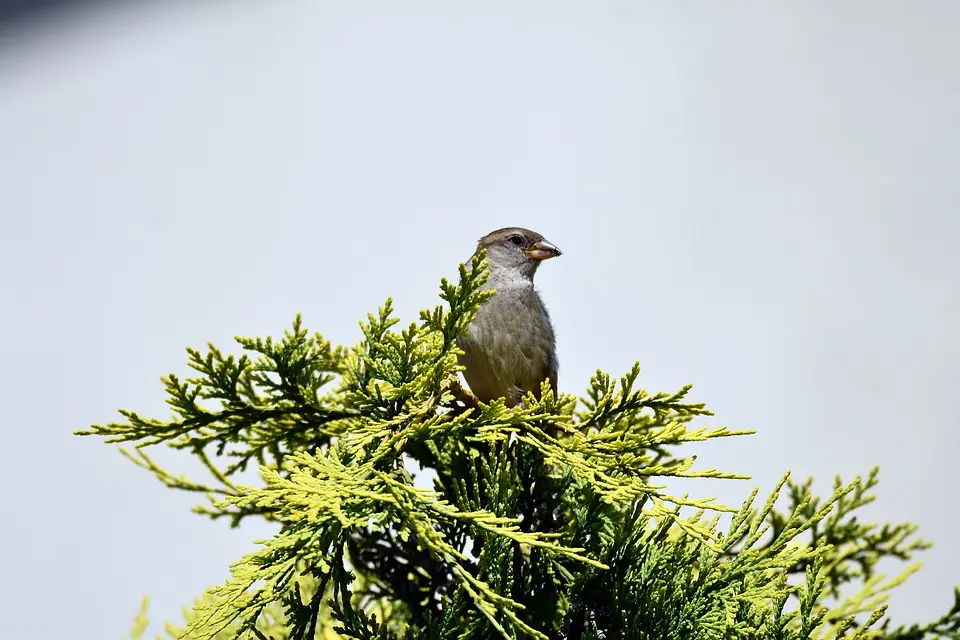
[82,256,958,640]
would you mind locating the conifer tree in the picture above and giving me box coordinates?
[80,255,959,639]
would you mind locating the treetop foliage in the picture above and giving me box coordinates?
[80,253,959,640]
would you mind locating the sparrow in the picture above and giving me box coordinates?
[456,227,562,408]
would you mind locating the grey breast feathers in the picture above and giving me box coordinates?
[457,287,556,407]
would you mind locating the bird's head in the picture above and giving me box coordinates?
[475,227,562,280]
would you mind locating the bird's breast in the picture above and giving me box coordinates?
[456,283,556,405]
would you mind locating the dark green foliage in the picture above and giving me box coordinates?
[79,254,958,640]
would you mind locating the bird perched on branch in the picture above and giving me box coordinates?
[456,227,562,408]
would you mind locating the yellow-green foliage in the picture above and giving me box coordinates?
[80,255,959,640]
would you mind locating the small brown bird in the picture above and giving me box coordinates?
[456,227,562,407]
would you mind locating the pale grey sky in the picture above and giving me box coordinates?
[1,2,958,638]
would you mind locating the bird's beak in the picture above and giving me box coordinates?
[525,240,562,261]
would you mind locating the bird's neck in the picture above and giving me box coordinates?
[486,262,537,289]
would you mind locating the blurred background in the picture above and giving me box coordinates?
[1,2,957,638]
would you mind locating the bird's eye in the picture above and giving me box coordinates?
[507,235,524,247]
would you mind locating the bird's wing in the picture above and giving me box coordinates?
[546,349,558,400]
[536,291,558,401]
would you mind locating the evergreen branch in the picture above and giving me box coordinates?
[721,467,934,613]
[76,261,957,640]
[119,447,235,496]
[379,474,606,570]
[881,586,960,639]
[125,597,150,640]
